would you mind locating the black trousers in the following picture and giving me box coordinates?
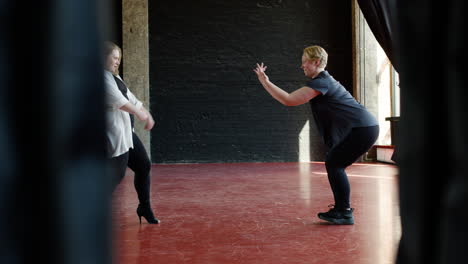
[325,125,379,209]
[127,133,152,206]
[109,133,152,207]
[109,152,129,191]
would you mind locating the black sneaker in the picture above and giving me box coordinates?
[317,205,354,225]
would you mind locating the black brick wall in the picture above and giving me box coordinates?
[148,0,352,163]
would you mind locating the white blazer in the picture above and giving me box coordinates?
[104,70,143,157]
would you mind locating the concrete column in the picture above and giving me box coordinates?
[122,0,151,159]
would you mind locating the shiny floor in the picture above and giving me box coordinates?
[113,162,400,264]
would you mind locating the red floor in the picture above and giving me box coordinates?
[112,162,400,264]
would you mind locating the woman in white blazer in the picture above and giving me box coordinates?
[104,41,159,224]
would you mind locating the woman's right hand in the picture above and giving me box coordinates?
[253,62,269,83]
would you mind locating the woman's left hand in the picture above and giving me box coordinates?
[143,110,155,130]
[144,116,155,130]
[253,62,269,82]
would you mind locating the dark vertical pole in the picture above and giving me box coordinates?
[0,0,111,263]
[396,0,468,263]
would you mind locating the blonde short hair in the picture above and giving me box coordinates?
[303,45,328,69]
[103,41,121,75]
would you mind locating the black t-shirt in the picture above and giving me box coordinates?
[307,71,378,148]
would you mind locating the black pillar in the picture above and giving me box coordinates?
[0,0,111,263]
[396,1,468,263]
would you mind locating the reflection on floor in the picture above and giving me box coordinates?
[113,162,400,264]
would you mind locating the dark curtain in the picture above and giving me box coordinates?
[0,1,112,264]
[396,1,468,264]
[357,0,399,71]
[357,0,400,163]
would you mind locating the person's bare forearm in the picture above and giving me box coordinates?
[259,79,290,105]
[254,62,290,105]
[121,103,155,130]
[254,63,320,107]
[120,102,140,115]
[120,102,147,121]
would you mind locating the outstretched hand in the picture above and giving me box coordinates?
[253,62,269,82]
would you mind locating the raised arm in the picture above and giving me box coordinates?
[120,103,148,122]
[253,63,320,106]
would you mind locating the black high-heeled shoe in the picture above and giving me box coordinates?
[136,206,160,224]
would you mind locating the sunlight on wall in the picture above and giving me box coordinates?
[298,121,311,204]
[298,120,310,162]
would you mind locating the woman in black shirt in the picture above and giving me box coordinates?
[254,45,379,225]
